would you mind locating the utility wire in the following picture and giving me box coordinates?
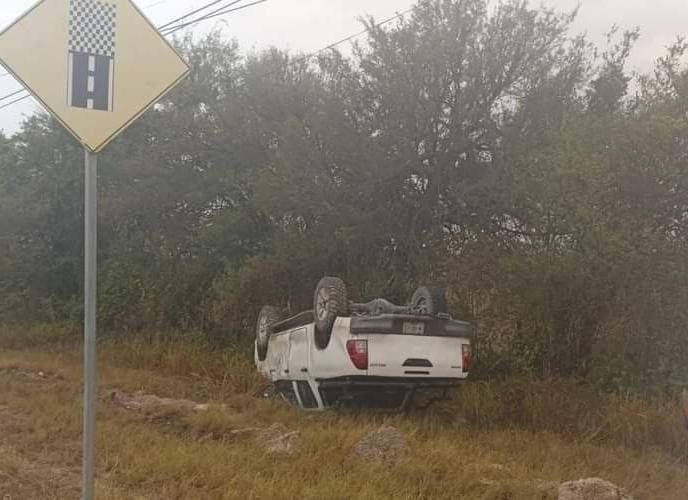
[161,0,267,35]
[142,0,174,9]
[0,88,25,102]
[287,6,417,69]
[159,0,242,31]
[3,0,405,110]
[0,94,32,111]
[0,0,249,108]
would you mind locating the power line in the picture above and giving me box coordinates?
[3,0,404,110]
[159,0,241,31]
[0,93,32,111]
[163,0,267,34]
[142,0,173,9]
[161,0,247,34]
[0,0,245,108]
[162,0,268,35]
[0,88,26,102]
[288,6,417,68]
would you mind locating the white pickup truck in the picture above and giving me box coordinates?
[255,277,473,411]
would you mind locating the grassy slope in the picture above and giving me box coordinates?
[0,330,686,499]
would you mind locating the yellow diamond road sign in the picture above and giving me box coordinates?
[0,0,189,152]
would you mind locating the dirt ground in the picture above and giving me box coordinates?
[0,368,138,500]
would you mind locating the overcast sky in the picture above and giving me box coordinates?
[1,0,687,134]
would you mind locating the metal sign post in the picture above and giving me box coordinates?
[0,3,189,498]
[83,149,97,500]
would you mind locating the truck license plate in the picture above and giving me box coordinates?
[403,322,425,335]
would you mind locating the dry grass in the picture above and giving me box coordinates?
[0,327,687,499]
[440,380,688,460]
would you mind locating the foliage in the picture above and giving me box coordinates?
[1,0,688,393]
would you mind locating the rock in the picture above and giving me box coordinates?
[4,367,60,382]
[265,431,301,454]
[230,423,299,454]
[107,390,200,417]
[229,427,267,439]
[106,389,228,419]
[105,388,301,453]
[262,423,289,439]
[353,426,408,463]
[559,478,636,500]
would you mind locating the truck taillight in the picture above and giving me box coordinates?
[346,339,368,370]
[461,344,472,373]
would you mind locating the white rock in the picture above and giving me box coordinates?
[265,431,301,454]
[558,478,636,500]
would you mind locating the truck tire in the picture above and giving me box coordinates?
[313,277,348,349]
[256,305,280,361]
[410,286,448,315]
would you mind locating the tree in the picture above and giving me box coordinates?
[1,1,687,393]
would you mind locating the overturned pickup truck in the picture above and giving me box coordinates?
[255,277,473,411]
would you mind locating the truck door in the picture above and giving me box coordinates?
[266,331,290,379]
[288,328,309,377]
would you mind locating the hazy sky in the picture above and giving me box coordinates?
[1,0,687,134]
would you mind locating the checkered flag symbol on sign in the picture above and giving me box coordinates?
[67,0,117,111]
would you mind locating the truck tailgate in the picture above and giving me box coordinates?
[349,314,472,379]
[366,333,469,379]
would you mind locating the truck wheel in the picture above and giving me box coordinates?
[410,286,448,315]
[313,277,348,349]
[256,305,280,361]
